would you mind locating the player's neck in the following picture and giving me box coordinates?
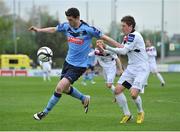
[74,20,81,28]
[125,29,135,35]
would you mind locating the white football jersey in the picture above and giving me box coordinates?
[146,46,157,64]
[122,31,148,66]
[39,60,52,71]
[94,49,118,68]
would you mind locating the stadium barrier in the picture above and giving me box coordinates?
[0,64,180,77]
[0,70,14,76]
[0,69,62,77]
[15,70,28,76]
[27,69,62,77]
[157,64,180,72]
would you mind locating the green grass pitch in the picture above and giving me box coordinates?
[0,73,180,131]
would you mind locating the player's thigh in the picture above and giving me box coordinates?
[115,70,133,94]
[117,69,133,89]
[150,63,158,73]
[102,68,107,81]
[60,61,69,79]
[60,61,85,83]
[56,77,71,93]
[131,71,149,97]
[65,66,86,84]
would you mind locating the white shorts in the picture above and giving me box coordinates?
[118,63,149,92]
[149,62,158,73]
[102,66,116,84]
[43,66,51,73]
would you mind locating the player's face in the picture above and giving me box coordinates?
[96,40,104,53]
[66,16,80,28]
[145,40,152,47]
[96,40,104,46]
[96,40,104,51]
[121,22,133,35]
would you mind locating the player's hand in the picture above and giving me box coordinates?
[28,26,39,32]
[117,44,124,48]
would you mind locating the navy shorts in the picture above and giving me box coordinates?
[60,61,86,84]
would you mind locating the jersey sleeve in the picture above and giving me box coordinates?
[87,26,103,38]
[112,54,118,59]
[104,50,118,59]
[56,22,68,32]
[152,47,157,56]
[124,33,136,51]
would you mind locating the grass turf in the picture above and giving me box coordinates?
[0,72,180,131]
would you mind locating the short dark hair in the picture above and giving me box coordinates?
[65,8,80,18]
[121,16,136,29]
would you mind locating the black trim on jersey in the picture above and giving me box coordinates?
[129,49,141,53]
[134,49,140,52]
[67,28,88,37]
[131,29,135,33]
[73,20,89,30]
[80,20,89,26]
[95,52,110,57]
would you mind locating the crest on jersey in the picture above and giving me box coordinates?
[79,31,83,37]
[127,34,135,43]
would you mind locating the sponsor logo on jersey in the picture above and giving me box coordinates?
[67,37,84,45]
[127,34,135,42]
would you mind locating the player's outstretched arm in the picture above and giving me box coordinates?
[100,34,124,48]
[96,39,128,55]
[28,26,56,33]
[105,45,129,55]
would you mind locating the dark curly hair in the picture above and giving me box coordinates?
[65,8,80,18]
[121,16,136,29]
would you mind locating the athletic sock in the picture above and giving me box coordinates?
[115,93,131,115]
[43,92,62,114]
[133,95,144,113]
[67,87,86,102]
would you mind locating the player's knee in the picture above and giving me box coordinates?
[131,94,138,99]
[56,84,64,93]
[56,78,71,93]
[130,90,139,99]
[114,84,124,95]
[106,83,112,88]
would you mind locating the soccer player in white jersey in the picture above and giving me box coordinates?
[89,40,123,101]
[146,39,165,86]
[81,47,96,86]
[97,16,149,124]
[39,58,52,81]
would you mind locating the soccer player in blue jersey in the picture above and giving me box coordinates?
[29,7,121,120]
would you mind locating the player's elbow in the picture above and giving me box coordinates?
[50,28,57,33]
